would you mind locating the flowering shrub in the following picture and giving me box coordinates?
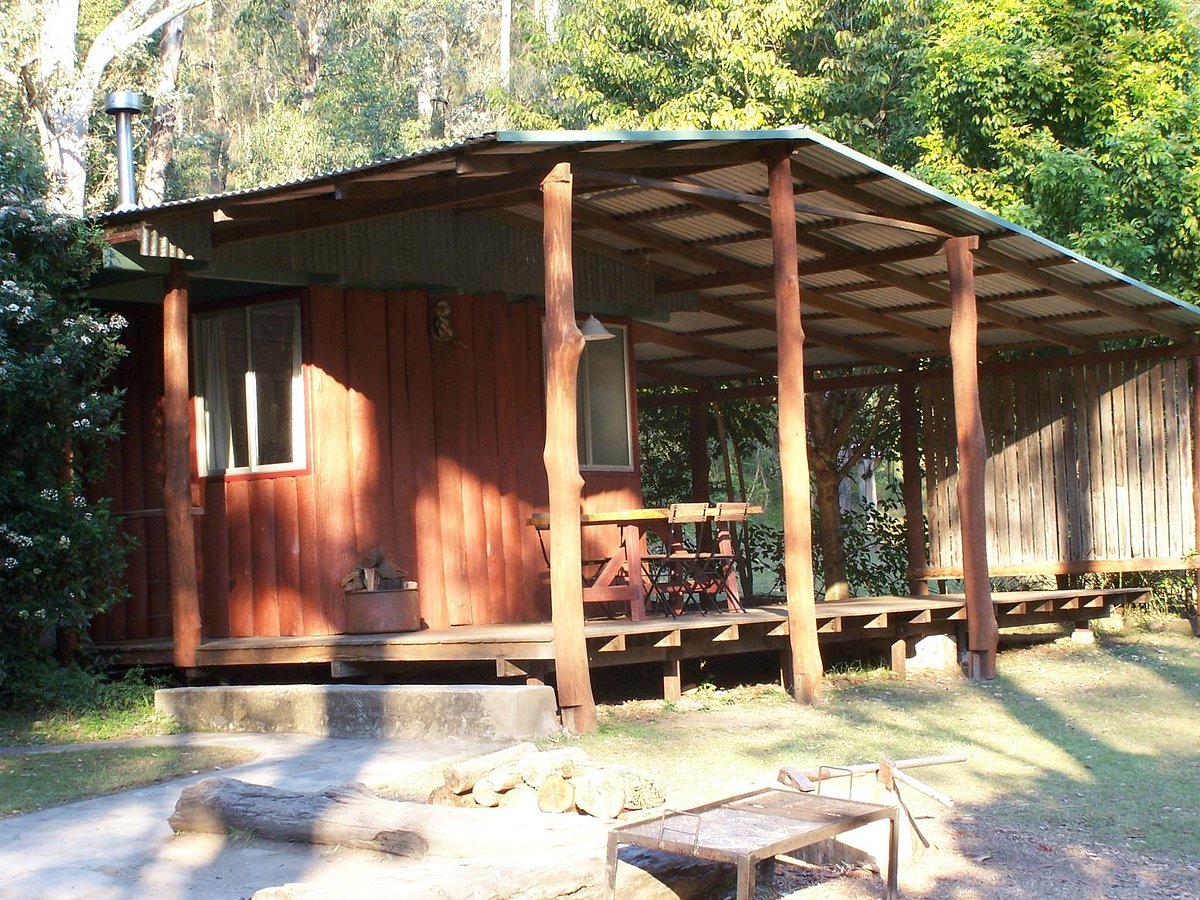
[0,133,129,704]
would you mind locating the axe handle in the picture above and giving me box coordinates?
[891,767,955,808]
[799,751,967,782]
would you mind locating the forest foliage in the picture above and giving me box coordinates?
[3,0,1200,604]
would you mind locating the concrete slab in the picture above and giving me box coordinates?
[156,684,562,742]
[0,733,497,900]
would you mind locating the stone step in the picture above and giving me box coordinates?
[155,684,561,743]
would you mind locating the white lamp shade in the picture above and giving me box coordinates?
[579,314,616,341]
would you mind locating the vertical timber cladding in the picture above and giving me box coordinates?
[924,357,1196,571]
[185,287,560,641]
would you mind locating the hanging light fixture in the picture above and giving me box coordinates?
[579,314,616,341]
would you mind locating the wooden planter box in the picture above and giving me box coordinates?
[344,586,422,634]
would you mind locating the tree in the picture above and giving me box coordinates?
[910,0,1200,302]
[0,130,129,701]
[5,0,206,214]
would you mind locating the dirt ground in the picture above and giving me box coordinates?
[756,807,1200,899]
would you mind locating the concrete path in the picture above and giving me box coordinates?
[0,732,498,899]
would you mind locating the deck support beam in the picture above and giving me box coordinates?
[945,237,999,678]
[1192,356,1200,637]
[900,380,929,597]
[163,262,202,668]
[541,162,598,733]
[769,148,823,704]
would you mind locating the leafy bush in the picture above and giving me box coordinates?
[0,132,130,705]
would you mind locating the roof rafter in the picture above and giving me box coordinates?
[789,158,1193,342]
[631,322,776,375]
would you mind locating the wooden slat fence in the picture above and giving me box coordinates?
[924,357,1195,573]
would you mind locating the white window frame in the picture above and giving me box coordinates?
[194,299,306,476]
[576,323,634,472]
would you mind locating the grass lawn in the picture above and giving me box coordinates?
[0,744,254,817]
[0,702,177,747]
[571,622,1200,862]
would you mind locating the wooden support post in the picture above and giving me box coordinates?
[163,262,202,668]
[1192,356,1200,637]
[689,401,710,502]
[890,637,908,679]
[542,162,597,734]
[900,379,929,597]
[663,653,682,702]
[945,237,999,679]
[768,148,823,703]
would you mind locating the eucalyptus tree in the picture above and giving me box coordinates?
[1,0,206,214]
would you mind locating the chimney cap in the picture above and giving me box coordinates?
[104,91,143,115]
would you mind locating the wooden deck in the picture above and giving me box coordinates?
[97,587,1148,686]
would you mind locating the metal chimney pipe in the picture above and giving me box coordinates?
[104,91,143,211]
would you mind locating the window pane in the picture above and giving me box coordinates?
[249,306,298,466]
[583,334,630,467]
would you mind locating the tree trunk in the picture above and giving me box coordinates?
[203,0,230,193]
[23,0,205,213]
[140,8,187,206]
[813,463,849,600]
[170,777,601,857]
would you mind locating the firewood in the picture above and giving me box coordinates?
[471,778,500,808]
[498,783,539,812]
[427,784,478,808]
[572,769,625,819]
[536,773,575,814]
[170,776,599,859]
[521,747,590,788]
[485,764,525,792]
[619,770,666,811]
[443,742,538,794]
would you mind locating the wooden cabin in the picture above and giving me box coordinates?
[86,130,1200,730]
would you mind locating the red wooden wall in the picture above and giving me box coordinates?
[94,288,642,642]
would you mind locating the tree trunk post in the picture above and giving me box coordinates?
[768,147,823,703]
[689,400,709,502]
[164,261,202,668]
[945,237,998,678]
[900,378,929,597]
[541,162,597,733]
[1191,356,1200,634]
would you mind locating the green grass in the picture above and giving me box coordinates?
[0,745,254,816]
[0,700,177,747]
[573,624,1200,861]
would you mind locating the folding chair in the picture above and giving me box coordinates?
[645,502,710,617]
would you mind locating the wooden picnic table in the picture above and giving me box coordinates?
[527,506,761,621]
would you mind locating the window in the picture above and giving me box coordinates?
[576,324,633,469]
[195,300,305,474]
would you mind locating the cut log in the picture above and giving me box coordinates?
[618,770,666,811]
[572,769,625,820]
[443,741,538,794]
[485,763,526,792]
[472,778,501,808]
[537,773,576,814]
[170,777,599,858]
[522,747,590,788]
[498,783,539,812]
[426,785,477,808]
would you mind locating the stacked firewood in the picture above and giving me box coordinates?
[341,547,415,592]
[429,743,665,820]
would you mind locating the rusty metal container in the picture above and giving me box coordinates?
[344,587,422,634]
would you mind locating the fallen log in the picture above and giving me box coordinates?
[253,845,728,900]
[444,742,538,794]
[170,777,600,858]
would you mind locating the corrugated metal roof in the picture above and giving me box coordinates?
[94,127,1200,386]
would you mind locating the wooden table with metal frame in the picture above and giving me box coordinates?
[605,787,900,899]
